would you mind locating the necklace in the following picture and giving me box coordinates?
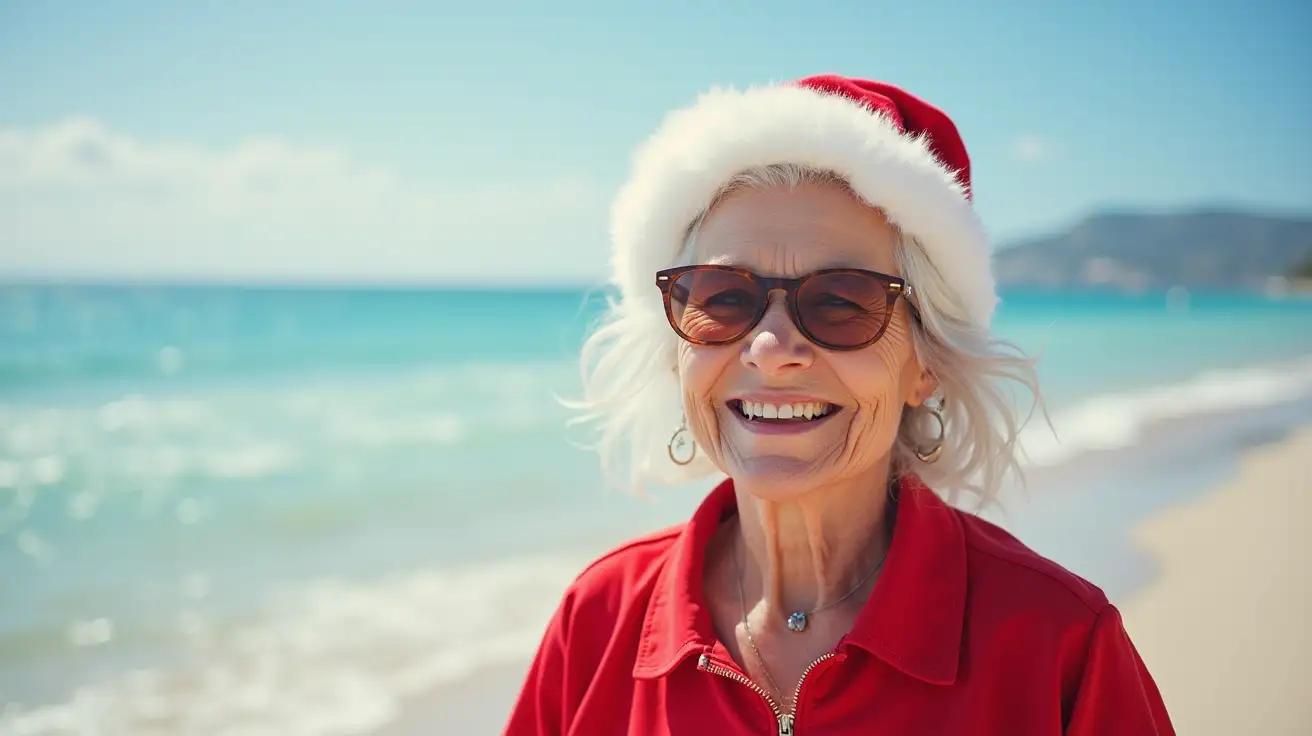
[733,536,788,704]
[732,530,889,705]
[780,547,886,632]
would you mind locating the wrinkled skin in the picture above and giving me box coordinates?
[681,182,937,706]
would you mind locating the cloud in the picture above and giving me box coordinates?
[0,118,606,283]
[1009,135,1056,164]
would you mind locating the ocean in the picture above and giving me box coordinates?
[3,284,1312,734]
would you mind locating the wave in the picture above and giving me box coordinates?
[0,362,573,495]
[1019,355,1312,468]
[0,554,589,736]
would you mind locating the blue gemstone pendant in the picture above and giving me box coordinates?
[786,611,808,632]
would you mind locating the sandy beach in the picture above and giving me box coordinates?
[1121,427,1312,735]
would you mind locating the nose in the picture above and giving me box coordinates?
[741,293,814,375]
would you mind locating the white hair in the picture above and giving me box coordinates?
[565,163,1043,508]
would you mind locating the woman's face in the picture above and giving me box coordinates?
[679,183,936,501]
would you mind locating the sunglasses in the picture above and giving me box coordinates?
[655,265,914,351]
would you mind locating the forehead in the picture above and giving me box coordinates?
[692,183,902,276]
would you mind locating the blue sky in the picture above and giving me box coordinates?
[1,0,1308,284]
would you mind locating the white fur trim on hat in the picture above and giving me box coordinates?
[609,82,997,329]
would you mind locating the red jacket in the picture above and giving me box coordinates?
[505,476,1174,735]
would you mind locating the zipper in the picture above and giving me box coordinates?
[698,651,838,736]
[698,652,786,730]
[788,652,837,724]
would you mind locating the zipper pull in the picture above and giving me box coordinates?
[777,714,794,736]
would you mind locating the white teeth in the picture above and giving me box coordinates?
[736,401,834,421]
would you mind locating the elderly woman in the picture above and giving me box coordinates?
[506,75,1173,735]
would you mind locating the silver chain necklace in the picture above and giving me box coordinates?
[783,547,886,633]
[732,529,888,705]
[735,529,887,634]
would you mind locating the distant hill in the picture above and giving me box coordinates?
[993,210,1312,290]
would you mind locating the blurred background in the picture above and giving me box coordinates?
[2,1,1310,733]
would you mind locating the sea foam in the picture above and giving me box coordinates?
[1019,355,1312,468]
[0,555,587,736]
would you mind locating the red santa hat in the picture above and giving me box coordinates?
[609,73,997,329]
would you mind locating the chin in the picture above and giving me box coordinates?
[726,455,827,502]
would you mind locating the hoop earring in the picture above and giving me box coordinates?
[914,399,945,464]
[668,415,696,466]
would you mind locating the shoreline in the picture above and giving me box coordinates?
[1120,426,1312,734]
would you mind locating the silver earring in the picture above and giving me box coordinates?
[914,399,945,464]
[668,415,696,466]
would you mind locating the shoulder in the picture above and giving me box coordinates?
[949,508,1174,731]
[553,522,685,630]
[947,505,1117,700]
[954,506,1109,624]
[505,524,690,731]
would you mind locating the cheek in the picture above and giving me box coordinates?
[677,342,723,399]
[677,343,735,448]
[839,329,916,454]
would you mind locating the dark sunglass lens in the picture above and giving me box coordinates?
[796,273,892,347]
[669,270,761,343]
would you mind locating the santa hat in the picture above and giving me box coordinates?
[609,73,997,329]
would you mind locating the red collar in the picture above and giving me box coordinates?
[632,474,967,685]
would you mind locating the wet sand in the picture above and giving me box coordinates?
[1121,427,1312,735]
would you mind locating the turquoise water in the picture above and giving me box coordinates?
[2,284,1312,733]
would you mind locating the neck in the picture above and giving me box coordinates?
[733,461,895,621]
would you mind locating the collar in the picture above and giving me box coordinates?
[632,474,967,685]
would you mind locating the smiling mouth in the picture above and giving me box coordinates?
[728,399,842,423]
